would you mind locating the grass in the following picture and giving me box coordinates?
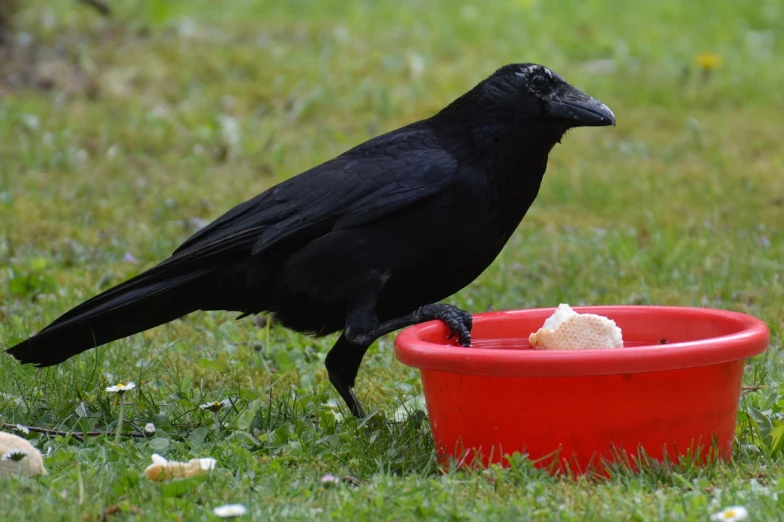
[0,0,783,519]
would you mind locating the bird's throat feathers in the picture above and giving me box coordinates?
[434,105,567,170]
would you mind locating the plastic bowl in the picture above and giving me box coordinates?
[394,306,769,476]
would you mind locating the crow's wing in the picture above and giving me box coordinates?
[168,128,458,264]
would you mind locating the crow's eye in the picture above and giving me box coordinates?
[531,74,548,88]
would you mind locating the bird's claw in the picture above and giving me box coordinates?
[327,369,367,418]
[418,304,472,347]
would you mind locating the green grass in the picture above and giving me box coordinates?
[1,0,783,519]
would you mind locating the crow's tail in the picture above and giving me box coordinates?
[5,263,215,367]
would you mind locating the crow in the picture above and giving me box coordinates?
[6,63,615,417]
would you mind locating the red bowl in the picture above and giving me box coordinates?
[394,306,770,476]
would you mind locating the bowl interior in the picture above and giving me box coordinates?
[420,306,750,349]
[394,306,770,377]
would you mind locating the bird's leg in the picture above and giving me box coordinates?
[326,277,473,417]
[344,303,473,348]
[325,334,370,418]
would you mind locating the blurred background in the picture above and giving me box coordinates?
[0,1,783,519]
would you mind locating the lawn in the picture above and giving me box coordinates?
[0,0,783,520]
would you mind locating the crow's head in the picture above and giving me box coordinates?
[440,63,615,134]
[503,63,615,127]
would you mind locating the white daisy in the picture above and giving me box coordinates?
[105,382,136,393]
[15,424,29,435]
[213,504,248,517]
[2,449,28,462]
[711,506,749,522]
[200,401,224,412]
[144,423,156,434]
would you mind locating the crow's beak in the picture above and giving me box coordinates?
[548,85,616,127]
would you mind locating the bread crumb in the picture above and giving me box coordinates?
[0,431,47,478]
[144,453,216,481]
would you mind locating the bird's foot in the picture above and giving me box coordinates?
[415,304,472,347]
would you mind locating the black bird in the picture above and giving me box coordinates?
[6,63,615,417]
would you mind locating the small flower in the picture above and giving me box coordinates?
[15,424,29,435]
[213,504,248,518]
[106,382,136,393]
[3,449,28,462]
[711,506,749,522]
[144,423,156,434]
[321,473,341,485]
[696,52,723,71]
[200,401,224,413]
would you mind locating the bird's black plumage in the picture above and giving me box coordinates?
[6,63,615,417]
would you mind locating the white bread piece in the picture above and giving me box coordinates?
[529,304,623,350]
[144,453,217,481]
[0,431,47,478]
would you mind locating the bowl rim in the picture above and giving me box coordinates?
[393,306,770,377]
